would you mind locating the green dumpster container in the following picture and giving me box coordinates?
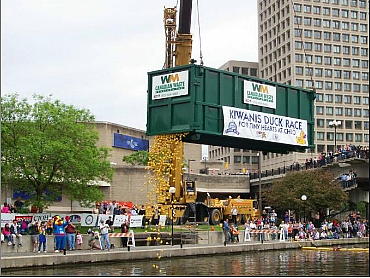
[147,64,315,153]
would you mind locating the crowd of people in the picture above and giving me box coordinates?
[221,210,369,243]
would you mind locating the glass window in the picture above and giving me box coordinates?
[352,47,360,55]
[234,156,241,163]
[294,16,302,24]
[296,66,304,75]
[342,21,349,30]
[352,35,359,43]
[346,133,353,142]
[363,97,369,105]
[304,5,312,12]
[364,121,369,130]
[323,32,331,40]
[327,132,334,141]
[326,107,334,115]
[332,8,340,16]
[295,79,304,87]
[295,41,303,49]
[323,19,331,27]
[323,7,331,15]
[334,69,342,77]
[315,56,322,64]
[354,108,362,116]
[354,96,361,104]
[304,17,312,25]
[332,20,340,29]
[351,23,358,31]
[295,28,303,37]
[360,12,367,20]
[306,80,314,88]
[315,68,323,76]
[343,58,350,66]
[345,120,353,129]
[353,71,360,80]
[317,119,325,127]
[361,48,368,56]
[316,106,324,114]
[334,82,342,91]
[314,43,322,52]
[317,132,325,140]
[362,60,369,68]
[345,108,353,116]
[325,69,333,77]
[344,83,351,91]
[324,56,332,65]
[341,9,349,17]
[363,109,369,117]
[352,59,360,67]
[344,95,352,103]
[325,94,333,102]
[304,42,313,50]
[294,4,302,12]
[325,82,333,90]
[313,6,321,14]
[363,85,369,93]
[313,18,322,26]
[335,107,343,115]
[365,134,369,142]
[333,45,341,53]
[243,156,250,164]
[353,84,361,92]
[354,121,362,129]
[316,80,324,89]
[305,67,313,76]
[316,93,324,102]
[343,71,351,79]
[335,95,343,103]
[342,34,350,42]
[304,30,312,38]
[333,33,341,41]
[360,36,368,44]
[295,54,304,62]
[351,11,358,19]
[359,24,367,32]
[355,134,363,142]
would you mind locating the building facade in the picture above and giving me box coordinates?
[208,60,261,174]
[258,0,369,169]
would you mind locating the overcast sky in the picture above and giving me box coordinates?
[1,0,258,131]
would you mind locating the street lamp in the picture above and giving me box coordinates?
[257,151,262,215]
[169,186,176,246]
[328,120,341,153]
[301,194,307,223]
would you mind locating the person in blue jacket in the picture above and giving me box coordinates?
[53,215,68,252]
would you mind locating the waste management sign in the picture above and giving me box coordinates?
[244,80,276,109]
[223,106,308,146]
[152,70,189,100]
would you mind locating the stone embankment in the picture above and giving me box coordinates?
[1,237,368,270]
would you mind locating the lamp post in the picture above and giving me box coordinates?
[202,156,208,175]
[328,120,341,153]
[301,194,307,223]
[257,151,262,215]
[169,186,176,246]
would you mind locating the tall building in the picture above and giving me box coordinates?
[257,0,369,169]
[208,60,261,174]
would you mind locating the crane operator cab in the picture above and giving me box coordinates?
[184,180,196,203]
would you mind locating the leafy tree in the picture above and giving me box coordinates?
[264,169,348,221]
[1,94,113,210]
[122,150,149,166]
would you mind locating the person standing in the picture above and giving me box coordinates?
[65,221,76,251]
[222,219,231,243]
[99,220,111,251]
[105,216,114,233]
[28,221,40,252]
[76,231,83,250]
[38,223,47,253]
[231,206,238,225]
[120,220,129,248]
[53,216,68,253]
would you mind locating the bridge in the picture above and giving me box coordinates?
[249,157,369,205]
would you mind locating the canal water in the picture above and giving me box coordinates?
[4,244,369,276]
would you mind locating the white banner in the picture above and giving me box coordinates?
[130,215,144,228]
[223,106,308,147]
[1,213,15,227]
[159,215,167,226]
[244,80,276,109]
[113,215,129,227]
[81,214,98,227]
[152,70,189,100]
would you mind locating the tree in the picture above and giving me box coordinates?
[264,169,348,221]
[1,94,113,210]
[122,151,149,166]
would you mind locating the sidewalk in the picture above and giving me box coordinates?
[1,237,368,269]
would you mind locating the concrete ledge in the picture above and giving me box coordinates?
[1,237,368,270]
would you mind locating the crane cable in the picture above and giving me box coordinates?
[196,0,204,65]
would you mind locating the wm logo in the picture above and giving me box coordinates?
[252,83,269,93]
[161,73,179,84]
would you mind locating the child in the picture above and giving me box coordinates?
[76,231,83,250]
[38,222,47,253]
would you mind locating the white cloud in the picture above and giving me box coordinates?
[1,0,258,130]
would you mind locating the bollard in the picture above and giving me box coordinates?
[224,240,227,246]
[63,249,66,255]
[128,246,130,252]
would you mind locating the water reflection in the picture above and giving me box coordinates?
[4,245,369,276]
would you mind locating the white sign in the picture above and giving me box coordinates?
[222,106,308,147]
[113,215,129,227]
[81,214,98,226]
[1,213,15,227]
[158,215,167,226]
[33,213,52,223]
[130,215,144,228]
[244,80,276,109]
[152,70,189,100]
